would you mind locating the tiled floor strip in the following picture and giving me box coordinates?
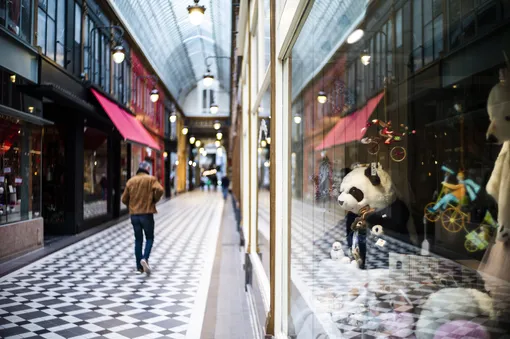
[0,191,225,339]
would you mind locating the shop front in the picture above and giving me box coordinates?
[0,25,49,260]
[237,0,510,337]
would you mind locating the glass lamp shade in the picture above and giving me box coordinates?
[216,132,223,140]
[203,74,214,87]
[213,121,221,130]
[266,137,271,144]
[317,91,328,104]
[260,140,267,147]
[182,127,189,135]
[188,160,193,166]
[294,116,302,124]
[195,140,202,147]
[112,45,125,64]
[210,104,219,114]
[169,114,177,123]
[189,136,196,144]
[150,89,159,102]
[188,3,206,26]
[347,29,365,44]
[361,53,371,66]
[215,140,221,147]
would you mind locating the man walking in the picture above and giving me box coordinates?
[121,161,164,275]
[221,175,230,200]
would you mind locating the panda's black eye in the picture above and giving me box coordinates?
[506,116,510,122]
[349,187,365,202]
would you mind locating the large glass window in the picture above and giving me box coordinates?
[287,1,510,337]
[37,0,66,66]
[0,115,42,225]
[0,0,32,43]
[83,127,108,220]
[84,12,111,92]
[73,1,81,76]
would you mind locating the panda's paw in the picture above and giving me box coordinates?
[496,224,509,243]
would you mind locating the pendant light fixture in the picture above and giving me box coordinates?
[317,91,327,104]
[169,113,177,123]
[189,136,196,144]
[361,50,371,66]
[150,88,159,102]
[210,103,219,114]
[216,132,223,140]
[182,126,189,135]
[213,121,221,130]
[112,45,126,64]
[294,115,302,124]
[195,140,202,147]
[203,71,214,88]
[187,0,206,26]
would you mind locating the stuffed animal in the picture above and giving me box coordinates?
[337,164,417,267]
[330,241,359,266]
[415,288,496,339]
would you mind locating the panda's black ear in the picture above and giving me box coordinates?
[365,166,381,186]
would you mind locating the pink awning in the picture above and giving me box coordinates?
[315,92,384,151]
[91,89,160,151]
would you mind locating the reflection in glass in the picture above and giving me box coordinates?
[83,127,108,220]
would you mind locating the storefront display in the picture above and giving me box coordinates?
[283,0,510,336]
[0,114,42,225]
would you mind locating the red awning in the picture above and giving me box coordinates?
[315,92,384,151]
[91,89,160,151]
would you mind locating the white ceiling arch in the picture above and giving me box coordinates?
[109,0,232,111]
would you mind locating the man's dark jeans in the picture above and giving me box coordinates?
[131,214,155,271]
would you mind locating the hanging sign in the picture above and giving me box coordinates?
[15,177,22,184]
[0,176,4,183]
[3,167,11,174]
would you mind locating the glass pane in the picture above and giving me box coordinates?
[413,0,423,49]
[37,12,47,54]
[0,0,6,27]
[264,0,270,69]
[83,127,108,220]
[258,86,271,280]
[433,0,442,17]
[20,0,32,43]
[120,141,128,211]
[46,18,56,60]
[48,0,56,18]
[7,0,21,35]
[288,1,510,338]
[424,0,432,24]
[56,0,65,65]
[396,8,403,48]
[0,116,42,224]
[74,3,81,43]
[424,22,433,65]
[433,14,443,59]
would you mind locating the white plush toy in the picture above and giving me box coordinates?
[416,288,495,339]
[330,241,358,266]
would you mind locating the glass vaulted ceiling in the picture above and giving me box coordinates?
[109,0,231,108]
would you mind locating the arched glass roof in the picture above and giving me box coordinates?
[110,0,232,108]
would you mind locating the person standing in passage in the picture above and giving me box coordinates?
[121,161,164,275]
[221,175,230,200]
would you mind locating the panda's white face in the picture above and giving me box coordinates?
[337,165,395,213]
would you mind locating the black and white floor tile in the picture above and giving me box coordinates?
[0,192,224,339]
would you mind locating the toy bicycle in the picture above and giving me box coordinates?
[424,166,498,252]
[360,120,414,163]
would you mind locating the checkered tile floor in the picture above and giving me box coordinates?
[0,192,224,339]
[258,195,510,338]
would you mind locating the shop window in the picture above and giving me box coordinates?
[83,127,108,220]
[287,1,509,337]
[73,2,82,76]
[0,0,32,43]
[0,115,42,225]
[37,0,66,66]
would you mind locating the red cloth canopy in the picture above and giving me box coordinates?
[91,89,160,151]
[315,92,384,151]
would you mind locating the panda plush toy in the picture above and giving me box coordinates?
[338,163,417,268]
